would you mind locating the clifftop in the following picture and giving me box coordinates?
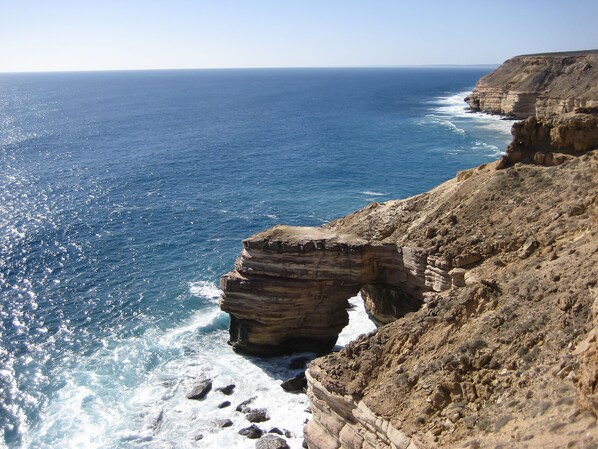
[466,50,598,118]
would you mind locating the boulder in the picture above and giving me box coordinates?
[281,374,307,393]
[255,434,290,449]
[239,424,263,439]
[185,375,212,400]
[216,384,236,395]
[246,408,270,423]
[216,418,233,428]
[236,396,256,413]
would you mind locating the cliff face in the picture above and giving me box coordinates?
[304,152,598,449]
[220,149,598,447]
[465,50,598,118]
[498,112,598,168]
[219,55,598,448]
[219,206,455,355]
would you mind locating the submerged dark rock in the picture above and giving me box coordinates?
[281,374,307,393]
[289,357,310,370]
[216,384,236,395]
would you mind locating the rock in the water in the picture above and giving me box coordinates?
[268,427,283,435]
[236,396,256,413]
[216,418,233,428]
[239,424,263,439]
[246,408,270,423]
[216,384,236,395]
[281,374,307,393]
[185,375,212,400]
[218,401,231,409]
[255,434,290,449]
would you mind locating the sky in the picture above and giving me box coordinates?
[0,0,597,73]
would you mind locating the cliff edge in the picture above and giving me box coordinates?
[304,152,598,448]
[465,50,598,118]
[219,54,598,448]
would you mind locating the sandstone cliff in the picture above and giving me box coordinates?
[219,58,598,448]
[222,151,598,448]
[220,149,598,447]
[465,50,598,118]
[304,152,598,449]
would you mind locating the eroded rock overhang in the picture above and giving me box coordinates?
[219,222,466,355]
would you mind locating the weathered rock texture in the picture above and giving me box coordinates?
[466,50,598,118]
[497,112,598,168]
[221,148,598,447]
[219,53,598,446]
[305,152,598,449]
[220,225,427,355]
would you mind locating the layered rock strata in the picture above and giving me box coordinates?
[497,112,598,168]
[219,53,598,446]
[466,50,598,118]
[220,146,598,446]
[220,224,439,355]
[305,151,598,448]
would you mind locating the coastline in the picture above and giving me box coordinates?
[218,53,598,448]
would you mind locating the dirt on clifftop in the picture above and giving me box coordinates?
[310,151,598,448]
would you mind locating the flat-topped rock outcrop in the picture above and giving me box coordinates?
[219,222,428,355]
[466,50,598,118]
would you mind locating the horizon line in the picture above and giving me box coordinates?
[0,63,500,75]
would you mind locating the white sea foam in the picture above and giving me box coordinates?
[25,283,378,449]
[361,191,386,197]
[188,281,221,303]
[428,90,516,142]
[337,294,377,347]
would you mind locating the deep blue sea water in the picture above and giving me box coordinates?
[0,68,515,448]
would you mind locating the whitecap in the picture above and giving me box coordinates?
[425,90,517,154]
[188,281,221,302]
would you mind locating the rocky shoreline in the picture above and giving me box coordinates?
[218,51,598,448]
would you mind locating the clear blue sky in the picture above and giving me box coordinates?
[1,0,597,72]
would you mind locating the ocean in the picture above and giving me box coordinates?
[0,68,515,448]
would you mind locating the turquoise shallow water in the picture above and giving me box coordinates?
[0,68,514,448]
